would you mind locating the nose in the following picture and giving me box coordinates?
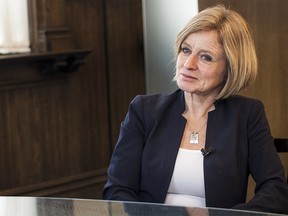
[184,54,197,70]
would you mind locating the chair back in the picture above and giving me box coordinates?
[274,138,288,184]
[274,138,288,152]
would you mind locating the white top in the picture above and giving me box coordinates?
[164,148,206,207]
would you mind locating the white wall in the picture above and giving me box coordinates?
[142,0,198,94]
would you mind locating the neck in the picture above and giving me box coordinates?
[184,92,216,118]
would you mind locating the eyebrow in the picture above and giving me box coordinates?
[181,41,223,58]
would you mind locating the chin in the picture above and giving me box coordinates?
[177,80,192,91]
[178,86,195,93]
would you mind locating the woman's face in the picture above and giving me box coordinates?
[175,30,227,98]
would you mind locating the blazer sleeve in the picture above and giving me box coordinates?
[233,100,288,214]
[102,96,145,201]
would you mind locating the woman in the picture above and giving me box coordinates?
[103,5,288,214]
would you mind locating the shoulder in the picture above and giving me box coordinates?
[217,95,264,111]
[215,95,266,123]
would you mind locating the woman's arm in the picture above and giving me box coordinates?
[103,96,145,201]
[234,100,288,213]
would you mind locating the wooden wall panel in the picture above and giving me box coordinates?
[33,0,75,52]
[105,0,146,147]
[65,0,111,169]
[0,0,145,199]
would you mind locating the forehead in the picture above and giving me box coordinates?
[183,30,224,55]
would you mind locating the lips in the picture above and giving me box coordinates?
[181,73,197,80]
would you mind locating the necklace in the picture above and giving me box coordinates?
[190,121,207,144]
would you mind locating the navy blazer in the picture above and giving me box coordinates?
[103,89,288,213]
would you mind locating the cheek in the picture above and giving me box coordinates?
[202,67,226,84]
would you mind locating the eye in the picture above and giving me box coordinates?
[181,47,191,55]
[201,54,213,62]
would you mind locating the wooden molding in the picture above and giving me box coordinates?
[0,168,107,196]
[0,49,91,72]
[0,49,91,89]
[42,27,74,52]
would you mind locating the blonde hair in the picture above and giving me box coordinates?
[174,5,257,99]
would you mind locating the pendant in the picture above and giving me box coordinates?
[190,132,198,144]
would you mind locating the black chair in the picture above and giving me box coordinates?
[274,138,288,152]
[274,138,288,184]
